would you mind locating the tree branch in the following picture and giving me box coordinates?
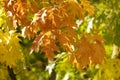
[7,66,17,80]
[48,69,56,80]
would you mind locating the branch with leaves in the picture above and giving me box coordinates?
[2,0,106,74]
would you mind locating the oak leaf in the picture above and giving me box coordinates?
[70,33,106,71]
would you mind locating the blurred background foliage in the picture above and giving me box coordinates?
[0,0,120,80]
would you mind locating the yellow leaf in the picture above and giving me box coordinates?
[0,30,24,67]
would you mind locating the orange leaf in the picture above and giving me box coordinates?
[70,33,106,71]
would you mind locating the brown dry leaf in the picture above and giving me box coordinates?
[90,34,106,64]
[66,0,84,21]
[75,36,92,68]
[81,0,94,16]
[71,33,106,71]
[31,31,59,60]
[41,35,58,60]
[90,43,105,64]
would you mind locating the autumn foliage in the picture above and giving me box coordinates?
[3,0,105,71]
[0,31,23,67]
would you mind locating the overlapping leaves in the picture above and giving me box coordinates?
[0,30,24,67]
[94,59,120,80]
[3,0,105,71]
